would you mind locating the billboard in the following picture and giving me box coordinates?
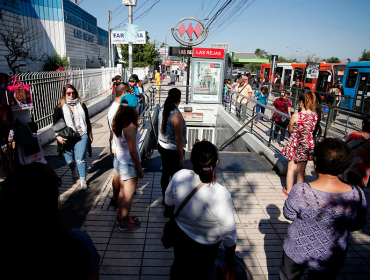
[191,58,224,103]
[111,30,146,44]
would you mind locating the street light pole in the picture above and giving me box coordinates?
[287,47,293,60]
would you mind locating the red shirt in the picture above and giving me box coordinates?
[272,98,291,122]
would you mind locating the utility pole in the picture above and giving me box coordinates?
[108,10,111,67]
[128,5,133,74]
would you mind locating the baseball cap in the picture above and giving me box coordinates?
[280,92,285,96]
[120,94,138,107]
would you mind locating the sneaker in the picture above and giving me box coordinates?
[119,216,141,231]
[72,168,79,178]
[80,180,87,190]
[116,214,138,225]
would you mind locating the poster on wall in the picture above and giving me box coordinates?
[306,63,319,79]
[192,59,223,102]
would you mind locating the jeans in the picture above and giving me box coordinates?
[255,105,266,121]
[170,222,221,280]
[273,120,287,142]
[63,134,89,180]
[158,143,182,199]
[236,102,248,120]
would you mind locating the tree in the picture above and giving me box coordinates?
[254,48,270,60]
[278,56,299,63]
[306,53,320,63]
[43,53,69,71]
[244,63,260,72]
[0,16,44,73]
[120,32,159,68]
[358,49,370,61]
[324,57,341,63]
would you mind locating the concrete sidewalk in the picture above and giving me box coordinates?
[44,88,370,280]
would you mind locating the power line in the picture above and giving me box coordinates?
[112,0,160,30]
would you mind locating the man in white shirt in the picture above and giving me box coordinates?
[107,83,130,206]
[236,77,253,122]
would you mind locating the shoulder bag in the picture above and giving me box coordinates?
[279,99,290,127]
[52,118,75,146]
[161,182,205,249]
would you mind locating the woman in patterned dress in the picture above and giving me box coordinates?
[282,91,317,195]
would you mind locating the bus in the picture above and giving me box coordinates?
[342,62,370,111]
[260,62,346,93]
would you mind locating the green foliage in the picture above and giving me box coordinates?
[254,48,270,60]
[358,49,370,61]
[43,53,69,71]
[324,57,341,63]
[120,32,159,68]
[278,56,299,63]
[244,63,260,72]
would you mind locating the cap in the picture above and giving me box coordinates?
[120,94,138,107]
[280,92,285,96]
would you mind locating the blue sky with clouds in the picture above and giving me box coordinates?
[78,0,370,62]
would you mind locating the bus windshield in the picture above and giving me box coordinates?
[334,65,346,83]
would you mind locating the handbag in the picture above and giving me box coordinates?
[349,184,367,231]
[217,264,236,280]
[52,118,75,146]
[7,78,32,109]
[161,182,205,249]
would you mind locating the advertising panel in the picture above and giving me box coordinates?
[124,23,139,43]
[191,58,224,103]
[306,63,320,79]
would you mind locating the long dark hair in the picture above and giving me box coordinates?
[191,141,219,184]
[112,102,140,137]
[161,88,181,135]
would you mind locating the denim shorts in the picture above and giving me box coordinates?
[113,155,138,181]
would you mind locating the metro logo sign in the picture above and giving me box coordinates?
[193,48,224,59]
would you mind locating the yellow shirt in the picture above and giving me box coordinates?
[155,72,160,84]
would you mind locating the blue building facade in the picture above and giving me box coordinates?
[0,0,109,72]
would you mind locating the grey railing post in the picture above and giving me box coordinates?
[323,95,337,138]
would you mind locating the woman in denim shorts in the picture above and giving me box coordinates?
[112,93,144,231]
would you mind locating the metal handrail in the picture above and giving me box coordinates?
[218,114,259,150]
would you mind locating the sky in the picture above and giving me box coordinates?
[77,0,370,62]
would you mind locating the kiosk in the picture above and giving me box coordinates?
[191,48,225,104]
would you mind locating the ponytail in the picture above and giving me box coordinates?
[191,141,218,184]
[161,88,181,135]
[305,90,316,111]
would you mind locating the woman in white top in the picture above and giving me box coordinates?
[112,94,144,231]
[165,141,237,280]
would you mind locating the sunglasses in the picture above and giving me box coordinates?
[66,91,75,96]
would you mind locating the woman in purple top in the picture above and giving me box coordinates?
[280,138,367,280]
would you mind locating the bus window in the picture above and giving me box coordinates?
[333,65,346,83]
[345,69,358,88]
[293,67,303,82]
[275,67,283,78]
[264,68,270,83]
